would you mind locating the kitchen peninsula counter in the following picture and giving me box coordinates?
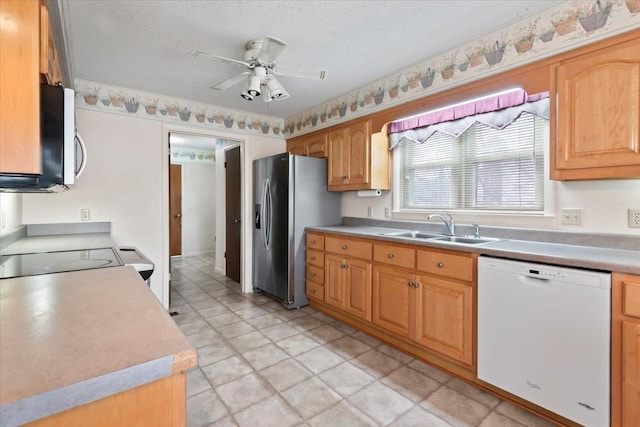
[0,266,197,426]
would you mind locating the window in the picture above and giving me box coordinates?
[397,113,547,212]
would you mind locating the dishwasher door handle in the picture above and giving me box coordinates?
[519,274,550,284]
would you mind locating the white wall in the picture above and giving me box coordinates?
[180,162,216,256]
[23,110,166,298]
[22,109,285,308]
[341,174,640,235]
[0,193,23,237]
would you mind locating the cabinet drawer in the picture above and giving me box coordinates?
[306,249,324,267]
[416,250,473,282]
[624,281,640,318]
[307,281,324,302]
[325,236,372,260]
[306,233,325,251]
[373,243,415,270]
[306,265,325,284]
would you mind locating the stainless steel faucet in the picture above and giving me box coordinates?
[428,213,455,236]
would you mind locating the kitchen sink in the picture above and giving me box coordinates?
[381,231,442,239]
[379,230,504,245]
[431,236,502,244]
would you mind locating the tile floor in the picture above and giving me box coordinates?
[170,254,556,427]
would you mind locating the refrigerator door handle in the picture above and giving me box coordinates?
[265,179,273,250]
[261,179,269,249]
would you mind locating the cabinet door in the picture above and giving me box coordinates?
[0,0,41,174]
[328,128,347,186]
[372,265,412,337]
[306,134,328,158]
[414,275,473,366]
[325,254,346,309]
[286,139,306,156]
[344,258,372,321]
[553,39,640,178]
[345,120,370,186]
[622,321,640,427]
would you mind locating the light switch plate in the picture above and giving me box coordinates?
[81,209,90,222]
[629,209,640,228]
[560,208,582,225]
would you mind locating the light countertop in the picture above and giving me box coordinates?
[1,232,117,255]
[307,224,640,275]
[0,266,198,426]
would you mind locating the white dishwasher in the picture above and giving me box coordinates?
[477,256,611,427]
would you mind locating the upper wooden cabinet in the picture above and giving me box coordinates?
[285,134,328,158]
[39,2,62,85]
[551,36,640,180]
[306,134,328,158]
[0,0,42,174]
[286,139,306,156]
[287,118,390,191]
[327,118,390,191]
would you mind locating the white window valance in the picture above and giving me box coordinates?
[389,89,550,150]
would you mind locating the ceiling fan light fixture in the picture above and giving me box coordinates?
[240,80,254,100]
[247,75,261,97]
[266,79,283,99]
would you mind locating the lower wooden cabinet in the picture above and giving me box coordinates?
[325,254,372,321]
[308,231,475,369]
[613,272,640,427]
[372,265,412,338]
[414,274,473,366]
[372,264,473,366]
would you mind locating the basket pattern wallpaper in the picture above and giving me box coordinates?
[75,0,640,139]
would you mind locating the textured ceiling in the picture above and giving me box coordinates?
[62,0,561,119]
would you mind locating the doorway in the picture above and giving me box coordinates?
[165,129,243,290]
[225,146,241,282]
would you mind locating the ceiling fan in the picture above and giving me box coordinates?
[189,36,326,102]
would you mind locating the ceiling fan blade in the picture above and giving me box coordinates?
[258,36,286,64]
[189,51,250,68]
[210,72,250,90]
[273,64,326,80]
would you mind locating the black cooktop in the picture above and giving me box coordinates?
[0,248,122,279]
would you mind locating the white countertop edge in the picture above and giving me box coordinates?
[0,355,173,426]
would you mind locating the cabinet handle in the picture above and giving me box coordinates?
[408,281,414,287]
[414,282,421,288]
[311,256,316,261]
[311,273,316,277]
[311,289,316,293]
[437,262,444,268]
[341,264,349,269]
[342,245,348,250]
[387,253,394,259]
[311,240,316,244]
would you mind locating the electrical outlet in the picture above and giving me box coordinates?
[560,208,582,225]
[367,206,373,217]
[384,207,391,218]
[629,209,640,228]
[81,209,90,222]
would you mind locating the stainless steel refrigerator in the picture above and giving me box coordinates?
[253,153,341,309]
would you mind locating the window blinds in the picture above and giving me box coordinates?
[398,113,546,212]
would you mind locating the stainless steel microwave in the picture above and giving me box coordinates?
[0,84,86,193]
